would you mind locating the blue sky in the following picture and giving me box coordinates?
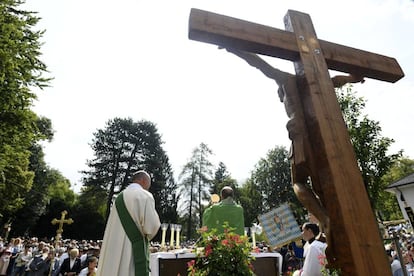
[25,0,414,192]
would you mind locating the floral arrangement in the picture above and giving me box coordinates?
[188,223,255,275]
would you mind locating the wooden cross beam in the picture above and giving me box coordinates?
[51,210,73,246]
[189,8,404,83]
[189,8,404,275]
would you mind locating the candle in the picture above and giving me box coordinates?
[250,226,256,249]
[169,224,176,248]
[244,227,249,236]
[175,224,182,248]
[161,223,169,249]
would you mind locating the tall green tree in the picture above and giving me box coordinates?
[178,163,197,240]
[211,162,238,197]
[11,142,76,238]
[0,0,51,219]
[239,179,262,227]
[251,146,292,211]
[30,170,76,239]
[337,86,401,211]
[240,146,305,225]
[6,115,75,239]
[82,118,177,228]
[64,185,106,240]
[178,143,213,239]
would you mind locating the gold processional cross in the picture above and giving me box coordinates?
[51,210,74,247]
[188,8,404,275]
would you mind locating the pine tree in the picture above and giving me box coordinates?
[178,143,213,239]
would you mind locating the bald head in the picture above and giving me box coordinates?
[220,186,234,199]
[132,170,151,190]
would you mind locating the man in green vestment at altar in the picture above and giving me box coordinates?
[202,186,245,235]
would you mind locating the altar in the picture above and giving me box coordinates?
[150,251,282,276]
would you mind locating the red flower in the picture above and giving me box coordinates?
[205,244,213,257]
[232,234,240,243]
[191,222,255,275]
[187,259,196,275]
[187,260,195,267]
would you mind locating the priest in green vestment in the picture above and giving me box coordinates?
[202,186,245,235]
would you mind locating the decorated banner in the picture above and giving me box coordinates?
[258,202,302,248]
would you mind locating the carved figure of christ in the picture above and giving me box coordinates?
[189,8,404,275]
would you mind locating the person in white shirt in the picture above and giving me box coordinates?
[78,256,98,276]
[294,222,327,276]
[11,244,32,276]
[387,249,404,276]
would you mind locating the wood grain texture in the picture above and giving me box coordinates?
[284,9,391,275]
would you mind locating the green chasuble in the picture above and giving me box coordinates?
[202,197,245,235]
[115,192,149,276]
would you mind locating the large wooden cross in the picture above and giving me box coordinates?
[189,9,404,275]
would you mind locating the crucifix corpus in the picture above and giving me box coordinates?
[51,210,74,247]
[188,8,404,275]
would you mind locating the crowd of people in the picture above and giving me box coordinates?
[1,169,412,276]
[383,223,414,276]
[1,223,413,275]
[0,237,100,276]
[0,170,161,276]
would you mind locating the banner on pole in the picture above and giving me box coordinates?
[258,202,302,248]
